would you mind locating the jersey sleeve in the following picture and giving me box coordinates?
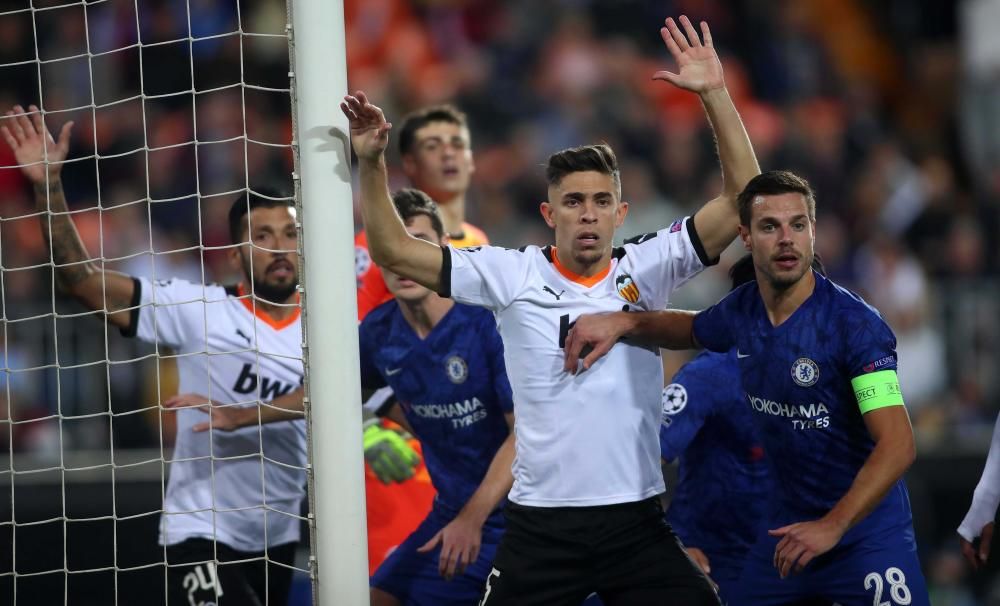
[357,318,387,391]
[843,309,899,377]
[842,307,904,412]
[692,296,735,354]
[959,412,1000,542]
[129,277,215,351]
[659,363,714,461]
[483,314,515,414]
[440,245,531,310]
[623,217,718,309]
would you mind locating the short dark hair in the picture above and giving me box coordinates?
[228,186,293,244]
[728,252,827,290]
[398,105,469,157]
[545,144,621,195]
[392,188,445,239]
[737,170,816,227]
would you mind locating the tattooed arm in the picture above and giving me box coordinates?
[2,104,136,330]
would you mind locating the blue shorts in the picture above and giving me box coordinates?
[371,505,504,606]
[705,560,743,605]
[729,526,928,606]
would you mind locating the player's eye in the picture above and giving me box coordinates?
[792,222,805,231]
[761,223,775,232]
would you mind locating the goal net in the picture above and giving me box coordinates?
[0,0,353,603]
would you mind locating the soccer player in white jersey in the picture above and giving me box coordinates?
[341,14,759,605]
[0,105,416,606]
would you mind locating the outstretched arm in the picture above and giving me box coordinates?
[564,310,699,373]
[654,17,759,260]
[165,388,421,484]
[2,104,136,329]
[163,388,306,431]
[340,92,445,292]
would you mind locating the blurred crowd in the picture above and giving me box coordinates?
[1,0,999,599]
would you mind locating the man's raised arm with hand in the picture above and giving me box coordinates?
[660,16,760,260]
[341,93,444,291]
[2,105,136,329]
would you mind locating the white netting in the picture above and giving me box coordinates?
[0,0,313,604]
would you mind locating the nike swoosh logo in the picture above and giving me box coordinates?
[385,367,403,376]
[737,351,750,359]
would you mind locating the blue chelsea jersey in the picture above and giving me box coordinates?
[661,349,769,575]
[692,272,913,539]
[359,301,514,517]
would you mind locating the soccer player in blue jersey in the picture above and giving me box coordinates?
[565,170,929,605]
[361,189,515,606]
[659,254,773,602]
[661,254,833,605]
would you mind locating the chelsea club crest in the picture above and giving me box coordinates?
[446,355,468,384]
[791,357,819,387]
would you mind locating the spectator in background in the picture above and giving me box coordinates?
[855,238,947,414]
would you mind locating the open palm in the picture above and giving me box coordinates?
[654,16,725,94]
[340,91,391,161]
[1,104,73,185]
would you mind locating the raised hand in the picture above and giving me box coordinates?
[0,104,73,185]
[653,16,725,94]
[340,91,391,162]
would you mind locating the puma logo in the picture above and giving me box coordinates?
[542,286,565,300]
[235,328,253,346]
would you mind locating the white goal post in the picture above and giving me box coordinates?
[289,0,370,603]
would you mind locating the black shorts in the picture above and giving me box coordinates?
[165,538,296,606]
[480,497,719,606]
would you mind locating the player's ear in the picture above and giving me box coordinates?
[615,200,629,227]
[739,224,751,251]
[539,201,556,229]
[228,244,244,275]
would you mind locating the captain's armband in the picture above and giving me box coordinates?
[851,370,904,414]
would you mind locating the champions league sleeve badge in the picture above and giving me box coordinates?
[661,382,688,427]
